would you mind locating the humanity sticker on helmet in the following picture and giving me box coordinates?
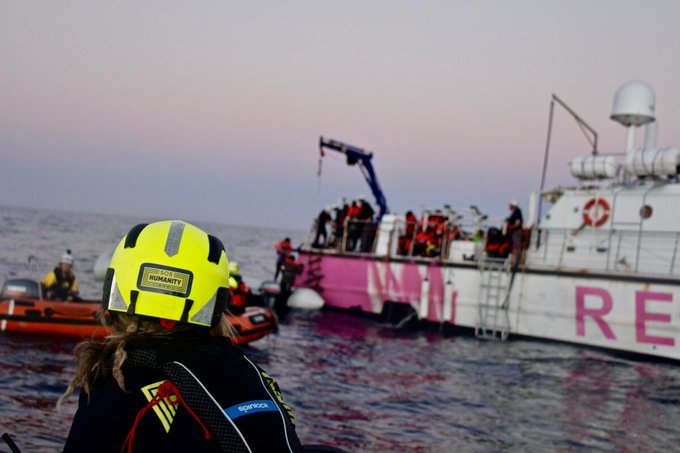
[138,263,193,297]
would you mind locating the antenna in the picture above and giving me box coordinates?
[538,94,599,223]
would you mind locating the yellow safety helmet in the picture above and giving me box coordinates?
[229,261,239,276]
[102,220,230,328]
[229,276,238,290]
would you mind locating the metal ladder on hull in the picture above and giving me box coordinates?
[475,259,512,341]
[301,253,324,293]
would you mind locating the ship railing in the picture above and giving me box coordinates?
[343,218,379,254]
[305,218,379,254]
[527,227,680,277]
[341,217,481,262]
[304,216,501,265]
[379,219,473,261]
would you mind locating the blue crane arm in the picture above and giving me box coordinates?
[319,136,388,218]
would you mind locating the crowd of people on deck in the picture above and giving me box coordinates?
[308,198,526,267]
[312,196,377,252]
[397,209,463,258]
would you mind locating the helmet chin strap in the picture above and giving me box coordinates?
[179,299,194,323]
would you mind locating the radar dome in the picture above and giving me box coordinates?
[611,81,655,127]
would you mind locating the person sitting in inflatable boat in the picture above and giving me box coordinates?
[41,250,80,301]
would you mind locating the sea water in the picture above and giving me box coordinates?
[1,205,680,453]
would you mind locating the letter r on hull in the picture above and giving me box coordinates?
[576,287,616,340]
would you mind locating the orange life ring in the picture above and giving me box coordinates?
[583,198,610,227]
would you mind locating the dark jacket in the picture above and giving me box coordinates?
[63,335,302,453]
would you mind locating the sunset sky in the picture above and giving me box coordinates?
[2,1,680,230]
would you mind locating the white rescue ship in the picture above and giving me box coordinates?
[295,81,680,361]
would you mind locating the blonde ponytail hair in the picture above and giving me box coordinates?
[58,312,235,411]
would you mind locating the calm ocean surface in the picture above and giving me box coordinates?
[2,205,680,452]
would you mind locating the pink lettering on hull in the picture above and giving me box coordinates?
[635,291,675,347]
[575,287,616,340]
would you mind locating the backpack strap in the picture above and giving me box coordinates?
[124,349,251,452]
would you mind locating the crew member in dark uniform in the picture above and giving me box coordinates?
[505,200,524,268]
[312,208,332,248]
[60,221,304,453]
[275,254,304,315]
[41,250,79,301]
[357,198,375,253]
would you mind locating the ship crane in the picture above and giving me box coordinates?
[318,136,389,219]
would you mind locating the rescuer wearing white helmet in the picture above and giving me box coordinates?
[41,250,80,301]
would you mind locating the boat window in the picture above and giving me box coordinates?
[640,205,653,219]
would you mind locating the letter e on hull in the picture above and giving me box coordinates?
[636,291,675,347]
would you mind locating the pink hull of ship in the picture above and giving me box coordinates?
[296,252,460,324]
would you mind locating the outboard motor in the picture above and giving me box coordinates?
[1,278,43,301]
[258,280,280,309]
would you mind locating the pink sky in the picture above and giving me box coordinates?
[2,1,680,229]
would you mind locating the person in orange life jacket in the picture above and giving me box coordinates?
[344,201,361,251]
[41,250,80,301]
[346,201,361,219]
[60,221,303,453]
[228,261,250,315]
[404,211,417,239]
[413,229,432,257]
[418,227,442,257]
[398,211,418,256]
[274,237,293,281]
[505,200,524,267]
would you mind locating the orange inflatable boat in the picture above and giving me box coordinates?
[0,279,277,344]
[0,296,107,339]
[229,306,278,345]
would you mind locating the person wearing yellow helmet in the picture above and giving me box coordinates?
[229,260,241,293]
[61,220,303,452]
[229,260,240,277]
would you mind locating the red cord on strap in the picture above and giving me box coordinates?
[121,380,211,453]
